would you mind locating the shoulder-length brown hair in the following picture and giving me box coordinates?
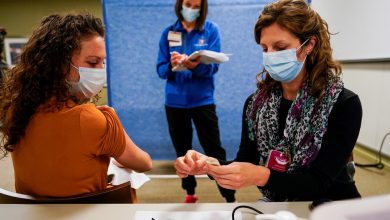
[175,0,208,30]
[0,13,104,157]
[254,0,341,98]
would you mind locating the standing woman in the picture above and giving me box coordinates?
[156,0,235,203]
[175,0,362,203]
[0,13,152,197]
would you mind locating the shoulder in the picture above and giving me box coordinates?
[161,26,172,38]
[161,22,177,37]
[335,88,361,109]
[205,20,219,28]
[78,104,107,134]
[245,93,256,106]
[337,88,359,102]
[79,104,125,141]
[330,88,362,122]
[243,92,256,112]
[78,104,105,121]
[164,20,182,33]
[204,20,220,31]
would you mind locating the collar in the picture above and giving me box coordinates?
[172,20,204,32]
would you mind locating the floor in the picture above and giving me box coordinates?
[0,147,389,203]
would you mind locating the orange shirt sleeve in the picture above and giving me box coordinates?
[80,105,126,158]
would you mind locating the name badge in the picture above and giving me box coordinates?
[265,150,290,172]
[168,31,182,47]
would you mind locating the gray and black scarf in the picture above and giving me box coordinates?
[246,75,343,201]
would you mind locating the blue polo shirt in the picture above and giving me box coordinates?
[156,20,221,108]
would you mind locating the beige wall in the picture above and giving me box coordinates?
[342,62,390,157]
[0,0,102,37]
[0,0,108,105]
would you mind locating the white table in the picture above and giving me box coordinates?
[0,202,311,220]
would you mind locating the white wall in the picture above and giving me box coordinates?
[342,63,390,156]
[311,0,390,62]
[311,0,390,156]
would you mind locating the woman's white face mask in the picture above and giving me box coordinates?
[68,63,106,98]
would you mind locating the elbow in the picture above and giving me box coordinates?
[133,159,152,173]
[157,63,171,79]
[157,69,166,79]
[156,71,165,79]
[139,153,153,172]
[144,155,153,172]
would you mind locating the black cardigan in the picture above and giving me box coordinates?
[225,88,362,201]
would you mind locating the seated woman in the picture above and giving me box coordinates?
[175,0,362,202]
[0,13,152,197]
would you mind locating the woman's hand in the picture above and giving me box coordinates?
[182,57,200,69]
[205,162,271,190]
[170,51,186,67]
[174,150,212,178]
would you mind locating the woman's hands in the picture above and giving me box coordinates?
[170,51,200,70]
[182,56,200,69]
[206,162,271,190]
[170,51,186,67]
[174,150,271,190]
[175,150,213,177]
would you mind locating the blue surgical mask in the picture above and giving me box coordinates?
[68,64,107,98]
[181,6,200,23]
[262,39,309,83]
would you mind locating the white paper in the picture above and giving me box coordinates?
[172,50,231,72]
[107,159,150,189]
[134,211,242,220]
[189,50,230,64]
[128,171,150,189]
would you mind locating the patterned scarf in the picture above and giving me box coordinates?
[246,75,343,201]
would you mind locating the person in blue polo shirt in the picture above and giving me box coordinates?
[156,0,235,203]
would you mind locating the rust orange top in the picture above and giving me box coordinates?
[12,102,126,197]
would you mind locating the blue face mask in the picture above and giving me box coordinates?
[262,39,309,83]
[181,5,200,23]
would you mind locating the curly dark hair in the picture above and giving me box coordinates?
[254,0,341,98]
[0,13,104,157]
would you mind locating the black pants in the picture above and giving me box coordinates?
[165,104,235,202]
